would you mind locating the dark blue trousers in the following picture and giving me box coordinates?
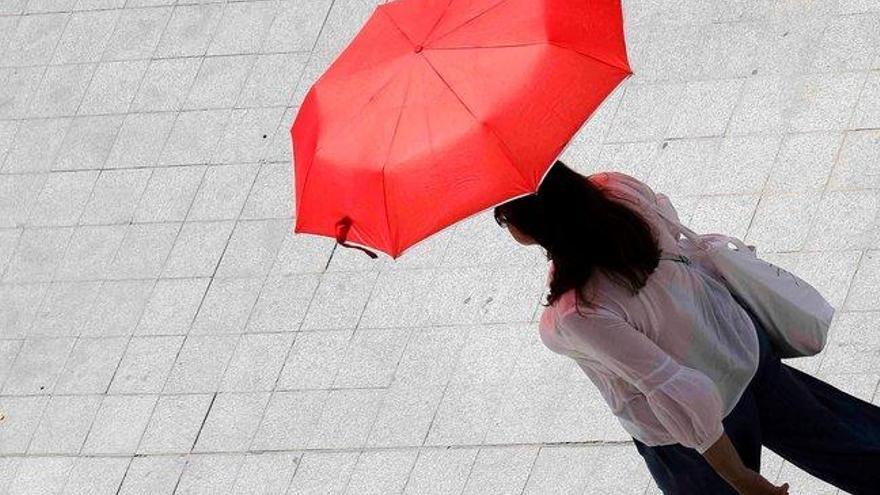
[632,297,880,495]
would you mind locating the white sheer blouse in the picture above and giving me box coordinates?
[538,171,760,454]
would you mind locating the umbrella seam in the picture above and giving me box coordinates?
[381,64,414,257]
[425,0,516,46]
[419,56,531,189]
[546,39,631,74]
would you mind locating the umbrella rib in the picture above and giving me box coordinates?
[380,67,413,256]
[429,40,629,74]
[420,56,530,189]
[426,0,514,46]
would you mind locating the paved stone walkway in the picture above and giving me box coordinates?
[0,0,879,493]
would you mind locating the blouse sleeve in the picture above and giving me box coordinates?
[557,308,725,454]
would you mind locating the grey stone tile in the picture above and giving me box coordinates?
[103,6,172,61]
[215,218,288,278]
[0,120,18,168]
[687,194,759,242]
[0,396,48,454]
[52,9,119,64]
[207,0,278,56]
[213,107,285,165]
[220,333,293,392]
[0,339,22,390]
[4,117,71,173]
[9,457,75,495]
[56,225,127,280]
[155,3,224,58]
[80,280,153,337]
[194,391,269,452]
[26,0,76,12]
[358,268,434,329]
[287,452,358,495]
[133,165,205,223]
[425,325,526,446]
[190,277,262,334]
[118,455,187,495]
[729,75,786,135]
[817,311,880,374]
[136,278,209,336]
[786,72,867,132]
[29,63,96,117]
[828,129,880,191]
[3,227,74,283]
[366,326,465,448]
[109,335,183,394]
[238,53,307,108]
[26,170,98,227]
[54,114,125,172]
[263,105,296,163]
[666,79,744,138]
[79,60,148,115]
[745,190,822,253]
[264,1,329,52]
[269,230,334,275]
[158,109,232,166]
[440,212,545,267]
[276,329,349,390]
[4,13,68,66]
[810,13,880,72]
[0,284,48,339]
[251,389,328,451]
[0,66,44,120]
[74,0,127,10]
[246,273,319,333]
[241,162,293,220]
[696,21,763,79]
[804,189,880,250]
[343,449,418,495]
[521,446,599,494]
[55,336,127,394]
[184,54,255,110]
[0,174,46,229]
[300,270,378,331]
[582,445,653,494]
[645,138,720,197]
[0,0,26,16]
[164,335,238,394]
[162,220,235,278]
[461,446,537,495]
[307,388,384,449]
[107,223,179,280]
[176,453,244,494]
[29,280,102,338]
[105,112,176,169]
[853,71,880,129]
[422,266,499,327]
[82,394,157,455]
[138,394,213,454]
[766,132,841,194]
[333,327,410,389]
[29,394,102,454]
[81,169,152,224]
[402,448,476,495]
[786,249,862,310]
[0,228,22,276]
[702,134,782,195]
[843,250,880,310]
[2,337,75,395]
[131,58,202,112]
[62,457,130,495]
[231,452,300,495]
[604,82,682,142]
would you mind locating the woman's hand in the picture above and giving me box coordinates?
[734,470,790,495]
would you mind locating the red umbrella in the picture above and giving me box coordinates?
[292,0,632,259]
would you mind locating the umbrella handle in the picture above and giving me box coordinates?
[335,217,378,259]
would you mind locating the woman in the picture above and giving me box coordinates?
[494,160,880,494]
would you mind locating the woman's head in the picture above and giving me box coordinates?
[493,160,661,315]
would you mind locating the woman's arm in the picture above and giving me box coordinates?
[703,433,790,494]
[702,431,754,488]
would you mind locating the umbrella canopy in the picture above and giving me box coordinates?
[292,0,632,259]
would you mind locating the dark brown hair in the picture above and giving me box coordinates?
[493,160,661,316]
